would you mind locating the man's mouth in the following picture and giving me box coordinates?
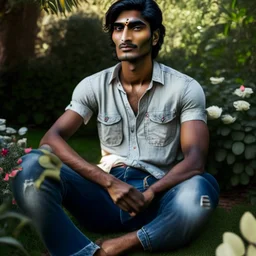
[119,43,137,49]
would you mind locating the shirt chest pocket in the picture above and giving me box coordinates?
[144,111,177,146]
[97,114,123,147]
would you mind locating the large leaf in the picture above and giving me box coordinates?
[0,237,29,256]
[244,134,256,144]
[232,142,245,155]
[240,212,256,244]
[232,163,244,174]
[215,149,227,162]
[231,132,245,141]
[223,232,245,256]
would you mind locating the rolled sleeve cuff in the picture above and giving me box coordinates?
[137,228,152,252]
[181,110,207,124]
[72,242,100,256]
[65,101,93,124]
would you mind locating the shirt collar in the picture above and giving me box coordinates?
[108,61,164,86]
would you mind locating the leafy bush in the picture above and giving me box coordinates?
[204,78,256,191]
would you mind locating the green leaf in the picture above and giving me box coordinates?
[233,163,244,174]
[0,237,29,256]
[245,166,254,177]
[245,145,256,160]
[230,175,239,186]
[244,134,256,144]
[245,127,253,132]
[220,127,231,136]
[227,153,235,165]
[230,123,241,131]
[240,173,250,185]
[231,131,245,141]
[250,160,256,169]
[232,142,245,155]
[223,140,233,149]
[215,149,227,162]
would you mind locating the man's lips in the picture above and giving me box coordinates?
[119,43,137,49]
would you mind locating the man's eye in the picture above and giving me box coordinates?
[133,26,142,31]
[114,26,123,31]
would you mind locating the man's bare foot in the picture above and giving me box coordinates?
[95,231,142,256]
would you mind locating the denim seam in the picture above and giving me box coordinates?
[137,227,153,251]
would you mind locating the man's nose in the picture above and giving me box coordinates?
[121,26,130,42]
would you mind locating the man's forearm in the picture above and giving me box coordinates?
[39,132,114,189]
[149,152,205,196]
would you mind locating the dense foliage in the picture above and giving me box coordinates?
[0,0,255,192]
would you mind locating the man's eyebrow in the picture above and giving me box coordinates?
[113,20,147,27]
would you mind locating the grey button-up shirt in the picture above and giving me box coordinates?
[66,61,206,179]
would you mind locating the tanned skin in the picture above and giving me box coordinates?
[40,10,209,256]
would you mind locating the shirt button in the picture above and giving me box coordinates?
[133,146,136,150]
[131,128,134,133]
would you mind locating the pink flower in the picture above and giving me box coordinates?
[0,167,3,173]
[12,199,17,205]
[17,158,22,164]
[3,173,9,181]
[24,147,32,154]
[9,170,19,178]
[1,148,9,156]
[240,85,245,92]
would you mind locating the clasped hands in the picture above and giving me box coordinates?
[106,176,155,216]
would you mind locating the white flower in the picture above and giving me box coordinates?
[221,114,236,124]
[0,125,6,131]
[18,127,28,136]
[17,138,27,147]
[210,77,225,84]
[0,119,6,125]
[206,106,222,120]
[5,127,17,134]
[233,87,254,98]
[233,100,250,111]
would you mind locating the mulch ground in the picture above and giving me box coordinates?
[218,185,255,211]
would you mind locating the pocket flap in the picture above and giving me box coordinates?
[148,111,176,124]
[97,114,121,125]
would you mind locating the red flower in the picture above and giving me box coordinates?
[24,147,32,154]
[1,148,9,156]
[3,173,9,181]
[17,158,22,165]
[9,170,19,178]
[240,85,245,92]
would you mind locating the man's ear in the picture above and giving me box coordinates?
[152,29,160,46]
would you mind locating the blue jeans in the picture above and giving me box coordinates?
[12,149,219,256]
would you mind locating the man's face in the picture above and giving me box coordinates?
[112,10,155,62]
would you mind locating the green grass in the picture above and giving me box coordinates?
[1,129,255,255]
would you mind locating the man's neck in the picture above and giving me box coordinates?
[120,57,153,86]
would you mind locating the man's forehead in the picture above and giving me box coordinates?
[114,10,147,25]
[113,17,147,26]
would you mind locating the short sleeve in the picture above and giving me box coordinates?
[65,78,96,124]
[180,79,207,123]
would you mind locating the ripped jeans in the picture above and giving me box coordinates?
[12,149,219,256]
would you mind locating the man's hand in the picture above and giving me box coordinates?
[107,177,151,216]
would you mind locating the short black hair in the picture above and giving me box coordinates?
[104,0,166,59]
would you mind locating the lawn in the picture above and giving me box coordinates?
[1,129,255,256]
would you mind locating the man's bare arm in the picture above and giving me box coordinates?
[40,110,145,215]
[143,120,209,202]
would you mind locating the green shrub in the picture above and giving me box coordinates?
[205,77,256,190]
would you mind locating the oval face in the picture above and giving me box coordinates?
[112,10,153,62]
